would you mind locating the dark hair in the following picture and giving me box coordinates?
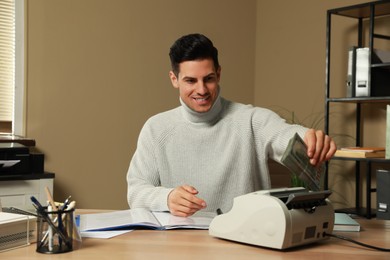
[169,33,219,76]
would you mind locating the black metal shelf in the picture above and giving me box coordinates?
[324,0,390,219]
[372,62,390,68]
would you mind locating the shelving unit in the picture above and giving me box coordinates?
[324,0,390,219]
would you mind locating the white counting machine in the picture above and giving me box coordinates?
[209,187,334,250]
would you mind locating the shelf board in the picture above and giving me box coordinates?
[372,62,390,68]
[373,33,390,40]
[329,0,390,19]
[332,156,390,162]
[327,96,390,103]
[0,172,55,181]
[0,135,36,146]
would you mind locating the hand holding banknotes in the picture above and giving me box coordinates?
[281,130,336,191]
[304,129,337,167]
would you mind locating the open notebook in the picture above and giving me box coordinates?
[77,208,216,232]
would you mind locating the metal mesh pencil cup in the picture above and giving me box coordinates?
[36,207,74,254]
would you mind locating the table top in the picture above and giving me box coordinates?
[2,214,390,259]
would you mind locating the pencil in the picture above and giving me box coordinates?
[45,186,58,211]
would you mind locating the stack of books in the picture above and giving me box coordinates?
[334,147,385,158]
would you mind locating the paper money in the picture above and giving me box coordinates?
[281,133,325,191]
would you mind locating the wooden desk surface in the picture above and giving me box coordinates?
[2,215,390,259]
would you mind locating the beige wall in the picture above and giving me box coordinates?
[26,0,256,209]
[26,0,385,210]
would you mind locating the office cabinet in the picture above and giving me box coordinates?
[0,173,54,211]
[325,0,390,218]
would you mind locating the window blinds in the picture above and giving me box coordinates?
[0,0,15,122]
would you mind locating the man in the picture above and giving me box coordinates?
[127,33,336,217]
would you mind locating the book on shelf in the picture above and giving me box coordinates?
[335,147,385,158]
[333,213,360,232]
[77,208,216,232]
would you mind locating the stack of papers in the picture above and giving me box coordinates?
[0,212,37,252]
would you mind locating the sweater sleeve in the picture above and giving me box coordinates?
[252,108,308,162]
[126,121,173,211]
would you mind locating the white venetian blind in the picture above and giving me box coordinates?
[0,0,15,122]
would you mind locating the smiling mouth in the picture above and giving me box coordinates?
[194,97,209,101]
[192,96,210,105]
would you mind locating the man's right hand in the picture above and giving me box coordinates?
[167,185,207,217]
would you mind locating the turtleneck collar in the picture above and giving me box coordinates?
[180,93,223,124]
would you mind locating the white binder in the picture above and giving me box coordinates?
[355,47,370,97]
[354,47,390,97]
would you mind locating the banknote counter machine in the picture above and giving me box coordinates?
[209,187,334,250]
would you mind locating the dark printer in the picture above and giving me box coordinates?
[0,143,44,175]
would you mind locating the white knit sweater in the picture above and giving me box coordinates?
[126,96,307,213]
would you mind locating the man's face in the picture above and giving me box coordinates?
[169,59,221,113]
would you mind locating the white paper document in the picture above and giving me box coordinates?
[80,230,132,239]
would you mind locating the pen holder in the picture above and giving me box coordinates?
[36,207,75,254]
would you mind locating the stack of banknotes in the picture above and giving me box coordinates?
[281,133,324,191]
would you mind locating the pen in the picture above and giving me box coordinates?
[30,196,44,212]
[60,196,72,210]
[57,195,71,249]
[48,205,54,251]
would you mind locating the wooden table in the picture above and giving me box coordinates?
[2,216,390,259]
